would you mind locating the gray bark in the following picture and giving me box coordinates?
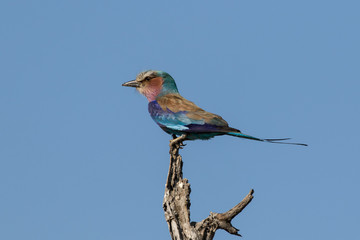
[163,135,254,240]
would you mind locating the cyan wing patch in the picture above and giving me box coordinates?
[153,111,205,131]
[148,101,205,131]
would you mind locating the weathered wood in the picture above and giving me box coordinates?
[163,135,254,240]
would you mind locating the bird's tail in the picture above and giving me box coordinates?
[226,132,308,146]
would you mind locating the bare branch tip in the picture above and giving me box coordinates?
[235,232,242,237]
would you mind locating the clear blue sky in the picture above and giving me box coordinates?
[1,1,359,239]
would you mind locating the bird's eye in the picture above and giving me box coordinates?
[144,76,151,81]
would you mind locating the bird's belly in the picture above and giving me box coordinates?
[185,132,224,140]
[159,125,223,140]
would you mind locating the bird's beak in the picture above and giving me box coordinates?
[122,80,140,88]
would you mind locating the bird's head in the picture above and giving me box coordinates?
[122,70,179,102]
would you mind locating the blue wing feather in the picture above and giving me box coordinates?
[148,101,205,131]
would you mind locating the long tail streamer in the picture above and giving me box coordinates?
[226,132,308,146]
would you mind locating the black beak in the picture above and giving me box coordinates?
[122,80,140,88]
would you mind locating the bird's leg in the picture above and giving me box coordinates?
[169,134,187,149]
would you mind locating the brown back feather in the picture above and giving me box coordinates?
[156,94,232,128]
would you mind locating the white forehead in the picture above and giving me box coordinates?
[136,70,157,81]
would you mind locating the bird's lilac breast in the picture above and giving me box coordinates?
[148,101,170,117]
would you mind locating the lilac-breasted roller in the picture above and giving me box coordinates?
[123,70,307,146]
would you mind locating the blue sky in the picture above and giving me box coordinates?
[1,1,359,239]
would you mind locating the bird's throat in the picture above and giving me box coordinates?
[141,88,161,102]
[139,77,164,102]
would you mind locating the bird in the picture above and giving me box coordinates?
[122,70,307,146]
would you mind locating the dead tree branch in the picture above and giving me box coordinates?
[163,135,254,240]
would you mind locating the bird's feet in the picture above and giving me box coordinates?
[169,134,187,150]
